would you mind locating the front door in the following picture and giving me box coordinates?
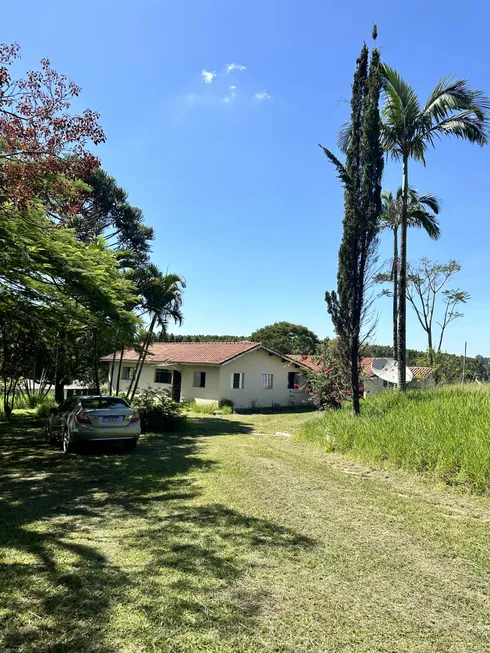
[172,370,182,402]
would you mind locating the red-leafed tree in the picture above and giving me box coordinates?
[0,42,105,208]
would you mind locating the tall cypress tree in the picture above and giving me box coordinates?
[320,36,384,416]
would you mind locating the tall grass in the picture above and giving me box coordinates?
[297,386,490,493]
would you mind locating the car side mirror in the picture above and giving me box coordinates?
[50,407,57,414]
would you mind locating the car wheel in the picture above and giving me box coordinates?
[62,429,74,454]
[122,438,137,452]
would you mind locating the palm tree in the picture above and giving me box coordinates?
[380,67,489,389]
[381,187,441,360]
[127,266,185,401]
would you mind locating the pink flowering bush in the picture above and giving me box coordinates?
[299,339,364,409]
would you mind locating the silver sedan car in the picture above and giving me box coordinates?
[46,395,141,453]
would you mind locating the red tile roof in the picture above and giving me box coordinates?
[361,358,433,380]
[288,355,322,371]
[290,355,433,380]
[102,341,261,365]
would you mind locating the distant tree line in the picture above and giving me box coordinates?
[367,345,488,383]
[159,323,487,384]
[157,333,247,343]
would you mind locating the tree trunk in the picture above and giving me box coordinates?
[392,226,398,360]
[351,340,360,416]
[130,315,157,402]
[93,329,101,395]
[127,336,147,398]
[397,155,409,391]
[109,349,117,396]
[115,344,124,396]
[55,379,65,404]
[428,332,434,367]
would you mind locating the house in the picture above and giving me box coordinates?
[361,358,434,395]
[102,342,312,409]
[291,355,434,395]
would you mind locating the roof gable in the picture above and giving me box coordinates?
[102,341,314,368]
[102,341,261,366]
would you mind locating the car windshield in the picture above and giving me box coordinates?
[80,397,129,410]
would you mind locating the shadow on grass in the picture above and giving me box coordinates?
[187,415,255,436]
[0,413,315,652]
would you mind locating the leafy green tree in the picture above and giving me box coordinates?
[379,66,489,389]
[320,35,384,416]
[68,167,154,265]
[127,267,185,400]
[379,187,440,358]
[250,322,320,354]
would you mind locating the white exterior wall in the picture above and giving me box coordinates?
[110,362,173,395]
[109,350,311,409]
[179,365,221,404]
[218,349,309,410]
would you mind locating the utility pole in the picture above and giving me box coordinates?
[461,341,467,384]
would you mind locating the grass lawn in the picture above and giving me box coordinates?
[1,410,490,652]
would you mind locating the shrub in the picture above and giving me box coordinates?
[15,393,55,409]
[131,388,185,433]
[36,396,58,418]
[188,401,232,415]
[218,398,234,411]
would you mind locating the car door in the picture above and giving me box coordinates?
[51,398,74,437]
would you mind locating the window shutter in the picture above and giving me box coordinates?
[231,373,244,389]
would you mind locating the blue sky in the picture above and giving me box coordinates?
[4,0,490,356]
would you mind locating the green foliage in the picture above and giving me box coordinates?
[130,387,185,433]
[301,339,353,408]
[250,322,319,354]
[367,343,488,383]
[126,267,185,400]
[218,398,235,411]
[187,401,232,415]
[297,386,490,493]
[35,396,58,419]
[69,167,154,265]
[0,203,138,330]
[379,64,490,388]
[321,41,384,414]
[14,393,52,409]
[158,333,247,343]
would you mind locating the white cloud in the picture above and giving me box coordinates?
[225,63,246,74]
[222,86,237,104]
[254,90,272,101]
[201,69,216,84]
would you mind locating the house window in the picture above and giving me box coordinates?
[262,374,273,389]
[122,367,135,381]
[193,371,206,388]
[231,373,244,389]
[383,380,388,388]
[155,369,172,384]
[288,372,300,389]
